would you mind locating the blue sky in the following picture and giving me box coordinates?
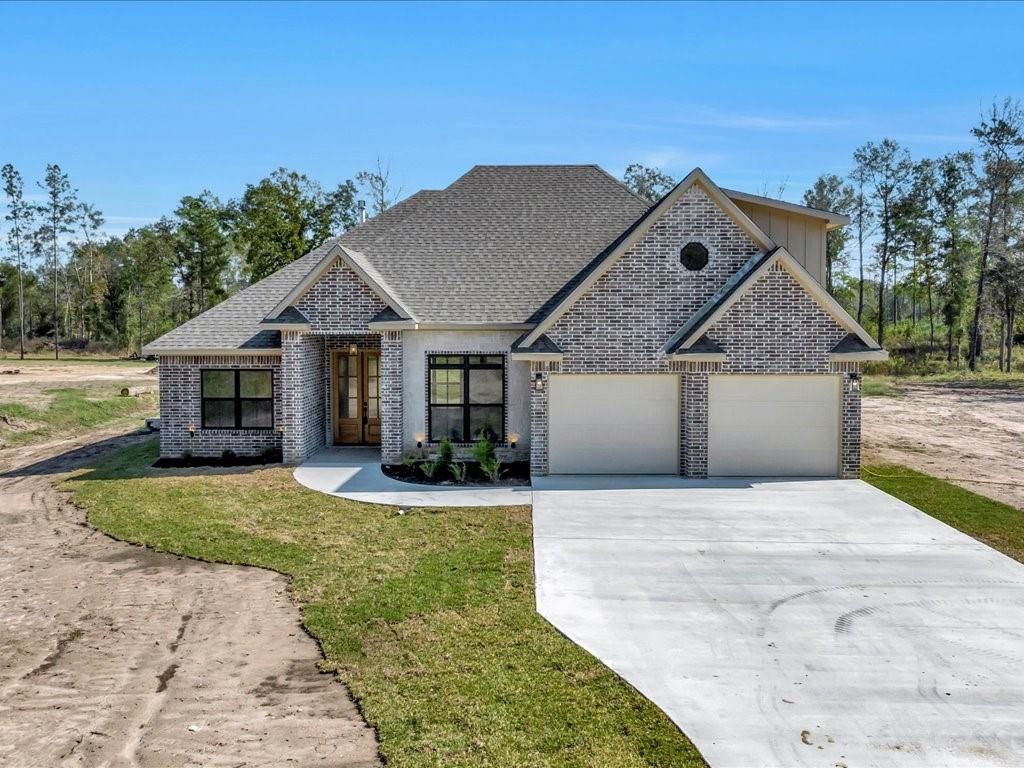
[2,1,1022,236]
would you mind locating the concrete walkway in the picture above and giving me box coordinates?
[533,476,1024,768]
[293,447,531,507]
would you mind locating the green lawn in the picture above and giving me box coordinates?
[64,439,707,768]
[0,387,157,448]
[863,464,1024,563]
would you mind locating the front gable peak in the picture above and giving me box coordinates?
[521,168,776,348]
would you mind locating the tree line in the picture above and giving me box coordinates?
[0,159,400,358]
[623,98,1024,373]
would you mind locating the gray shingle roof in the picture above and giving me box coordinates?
[510,333,563,354]
[831,333,881,354]
[263,305,310,325]
[145,167,650,353]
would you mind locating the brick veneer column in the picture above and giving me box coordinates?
[380,330,403,463]
[681,370,709,478]
[281,331,326,464]
[528,361,559,475]
[840,370,862,479]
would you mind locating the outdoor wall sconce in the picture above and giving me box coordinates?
[187,423,196,437]
[533,373,545,392]
[414,433,425,449]
[509,434,519,449]
[348,343,358,355]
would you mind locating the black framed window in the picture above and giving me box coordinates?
[428,355,505,442]
[201,369,274,429]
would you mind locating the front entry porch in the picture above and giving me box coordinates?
[281,330,402,465]
[329,342,381,447]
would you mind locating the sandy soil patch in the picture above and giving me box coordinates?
[863,384,1024,511]
[0,429,381,767]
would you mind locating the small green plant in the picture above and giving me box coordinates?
[420,459,441,480]
[438,436,454,466]
[470,437,496,465]
[401,451,417,468]
[480,456,503,483]
[449,461,467,483]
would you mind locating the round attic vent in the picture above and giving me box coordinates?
[680,241,709,271]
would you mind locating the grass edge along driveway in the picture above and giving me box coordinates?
[63,442,1024,766]
[63,439,707,768]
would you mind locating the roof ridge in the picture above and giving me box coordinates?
[589,164,659,207]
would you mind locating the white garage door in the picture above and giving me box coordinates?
[709,375,840,477]
[548,374,679,474]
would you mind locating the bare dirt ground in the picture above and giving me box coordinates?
[863,384,1024,511]
[0,360,157,409]
[0,427,381,768]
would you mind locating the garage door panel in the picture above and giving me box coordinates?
[709,375,839,477]
[549,375,678,474]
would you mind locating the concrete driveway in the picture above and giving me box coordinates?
[532,477,1024,767]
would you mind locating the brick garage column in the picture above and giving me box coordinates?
[681,370,709,478]
[281,331,326,464]
[529,361,558,476]
[840,372,862,479]
[380,331,403,463]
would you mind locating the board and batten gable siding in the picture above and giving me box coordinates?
[734,200,827,285]
[545,183,763,373]
[158,354,283,458]
[294,258,388,333]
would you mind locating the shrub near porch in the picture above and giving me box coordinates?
[65,439,706,768]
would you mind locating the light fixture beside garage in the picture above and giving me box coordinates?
[533,373,545,391]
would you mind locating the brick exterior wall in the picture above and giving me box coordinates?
[380,331,403,463]
[712,263,849,374]
[296,259,387,333]
[547,185,761,374]
[158,354,282,458]
[530,186,864,478]
[281,331,326,463]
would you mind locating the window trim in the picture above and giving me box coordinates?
[200,368,275,431]
[427,354,506,444]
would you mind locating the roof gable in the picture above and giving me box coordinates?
[520,168,776,348]
[664,247,881,355]
[267,243,414,321]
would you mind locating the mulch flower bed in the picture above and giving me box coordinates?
[382,460,531,487]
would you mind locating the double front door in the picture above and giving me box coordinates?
[332,349,381,445]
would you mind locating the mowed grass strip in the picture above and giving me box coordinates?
[0,387,156,448]
[64,440,707,768]
[864,463,1024,563]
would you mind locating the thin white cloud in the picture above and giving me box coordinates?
[619,148,730,175]
[670,108,855,131]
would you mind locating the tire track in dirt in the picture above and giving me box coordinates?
[0,428,381,767]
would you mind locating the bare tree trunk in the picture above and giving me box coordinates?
[52,235,60,360]
[1007,306,1016,372]
[927,279,935,353]
[17,248,25,360]
[857,193,866,325]
[998,315,1006,371]
[968,189,997,371]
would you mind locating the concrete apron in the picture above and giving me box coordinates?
[532,477,1024,768]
